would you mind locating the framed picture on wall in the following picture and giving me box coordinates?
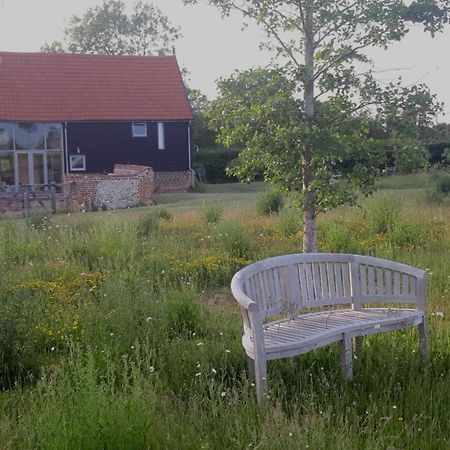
[69,154,86,171]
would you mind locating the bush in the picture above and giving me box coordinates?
[277,208,301,237]
[199,202,222,225]
[137,212,160,237]
[362,194,399,234]
[164,289,202,337]
[256,190,284,216]
[154,207,173,221]
[425,173,450,204]
[25,211,51,231]
[216,221,253,258]
[192,147,240,183]
[437,174,450,195]
[319,220,359,253]
[389,220,426,248]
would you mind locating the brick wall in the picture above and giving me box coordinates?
[66,164,154,211]
[154,170,195,193]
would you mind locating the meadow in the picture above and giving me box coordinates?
[0,173,449,449]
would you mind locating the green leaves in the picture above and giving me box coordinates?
[41,0,180,56]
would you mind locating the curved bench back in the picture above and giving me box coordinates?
[231,253,426,319]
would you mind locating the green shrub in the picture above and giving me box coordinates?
[425,173,450,204]
[192,147,240,183]
[389,220,426,248]
[154,207,173,221]
[437,174,450,195]
[137,212,160,237]
[255,189,284,216]
[277,208,301,237]
[319,220,358,253]
[200,202,222,224]
[25,211,51,231]
[362,194,399,234]
[164,289,202,337]
[190,182,207,193]
[216,221,252,258]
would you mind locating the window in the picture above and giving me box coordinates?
[45,124,63,150]
[158,122,165,150]
[132,122,147,137]
[69,154,86,171]
[0,152,14,186]
[14,123,45,150]
[0,123,13,150]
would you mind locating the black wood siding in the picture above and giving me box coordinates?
[66,121,190,173]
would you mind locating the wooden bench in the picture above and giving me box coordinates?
[231,253,427,403]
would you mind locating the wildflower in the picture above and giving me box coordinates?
[197,342,203,346]
[149,366,155,373]
[195,372,201,377]
[221,391,226,397]
[225,349,231,353]
[211,368,217,374]
[436,312,444,318]
[146,317,152,321]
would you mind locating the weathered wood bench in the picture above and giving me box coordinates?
[231,253,427,403]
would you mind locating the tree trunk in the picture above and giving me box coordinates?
[302,0,317,253]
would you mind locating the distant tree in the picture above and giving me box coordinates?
[188,89,217,149]
[186,0,449,252]
[41,0,180,56]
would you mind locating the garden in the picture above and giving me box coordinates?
[0,173,449,449]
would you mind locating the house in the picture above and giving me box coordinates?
[0,51,194,197]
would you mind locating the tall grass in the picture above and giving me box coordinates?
[0,177,448,448]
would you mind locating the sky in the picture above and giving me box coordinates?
[1,0,450,119]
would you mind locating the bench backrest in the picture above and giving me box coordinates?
[232,253,426,319]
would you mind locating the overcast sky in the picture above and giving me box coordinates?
[1,0,449,119]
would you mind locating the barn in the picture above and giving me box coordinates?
[0,51,194,197]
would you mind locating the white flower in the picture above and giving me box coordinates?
[221,391,226,397]
[225,349,231,353]
[149,366,155,373]
[195,372,202,377]
[211,368,217,374]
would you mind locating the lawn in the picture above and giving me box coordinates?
[0,173,449,449]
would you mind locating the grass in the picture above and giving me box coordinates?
[0,174,448,449]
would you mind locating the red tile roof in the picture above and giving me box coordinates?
[0,52,192,121]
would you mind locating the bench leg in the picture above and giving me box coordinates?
[254,356,268,405]
[418,320,428,361]
[341,335,353,380]
[247,355,255,379]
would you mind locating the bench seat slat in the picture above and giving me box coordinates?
[243,308,422,358]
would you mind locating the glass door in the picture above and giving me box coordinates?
[17,153,30,186]
[16,151,48,188]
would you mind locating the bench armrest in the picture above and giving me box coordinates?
[231,274,258,311]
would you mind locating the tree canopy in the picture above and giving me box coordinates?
[41,0,180,56]
[186,0,449,251]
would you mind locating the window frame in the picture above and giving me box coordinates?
[158,122,165,150]
[132,122,148,138]
[69,154,86,172]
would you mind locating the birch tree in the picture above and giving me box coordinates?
[185,0,449,252]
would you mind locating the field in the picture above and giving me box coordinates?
[0,174,449,449]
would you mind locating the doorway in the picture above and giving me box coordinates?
[16,151,47,187]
